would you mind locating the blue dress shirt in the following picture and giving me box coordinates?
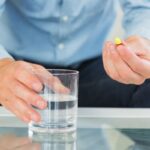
[0,0,150,67]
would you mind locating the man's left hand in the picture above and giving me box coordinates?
[102,35,150,85]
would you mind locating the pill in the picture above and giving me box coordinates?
[115,37,122,45]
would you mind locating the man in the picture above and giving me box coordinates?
[0,0,150,122]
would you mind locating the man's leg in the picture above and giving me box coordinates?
[129,80,150,107]
[43,56,150,108]
[78,57,139,107]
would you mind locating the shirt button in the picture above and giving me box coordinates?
[58,43,65,50]
[62,15,69,22]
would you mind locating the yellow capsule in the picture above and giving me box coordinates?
[115,37,122,45]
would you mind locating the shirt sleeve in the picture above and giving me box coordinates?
[0,0,14,60]
[119,0,150,39]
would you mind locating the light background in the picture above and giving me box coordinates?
[107,0,124,41]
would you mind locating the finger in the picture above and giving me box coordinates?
[125,36,150,61]
[110,44,145,85]
[0,95,30,123]
[122,39,146,58]
[33,64,70,93]
[117,45,150,78]
[125,36,147,50]
[50,76,70,94]
[2,94,41,122]
[15,69,43,92]
[9,81,47,109]
[102,42,124,83]
[2,100,31,123]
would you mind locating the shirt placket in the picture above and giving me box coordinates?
[55,0,72,64]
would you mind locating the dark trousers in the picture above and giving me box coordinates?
[77,57,150,108]
[41,56,150,108]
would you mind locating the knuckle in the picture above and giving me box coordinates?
[25,73,38,84]
[127,35,140,41]
[16,60,26,68]
[133,35,141,41]
[16,61,32,71]
[34,64,45,71]
[14,61,27,77]
[15,72,37,87]
[28,76,42,89]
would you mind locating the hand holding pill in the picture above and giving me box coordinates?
[102,35,150,85]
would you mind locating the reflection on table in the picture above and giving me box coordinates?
[0,126,150,150]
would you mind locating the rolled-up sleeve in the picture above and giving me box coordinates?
[119,0,150,39]
[0,0,14,60]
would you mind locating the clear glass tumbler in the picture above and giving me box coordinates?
[29,69,79,133]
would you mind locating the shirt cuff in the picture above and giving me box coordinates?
[0,45,14,60]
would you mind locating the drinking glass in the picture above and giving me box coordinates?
[29,69,79,133]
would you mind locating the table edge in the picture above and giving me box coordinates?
[1,107,150,118]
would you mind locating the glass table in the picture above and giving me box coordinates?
[1,107,150,150]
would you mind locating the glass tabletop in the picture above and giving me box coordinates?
[1,108,150,150]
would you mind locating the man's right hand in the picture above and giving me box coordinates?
[0,59,68,123]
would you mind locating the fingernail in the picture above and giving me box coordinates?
[32,83,42,91]
[37,100,47,109]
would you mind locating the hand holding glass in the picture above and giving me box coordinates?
[29,69,79,133]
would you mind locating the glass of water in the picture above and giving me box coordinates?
[29,69,79,133]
